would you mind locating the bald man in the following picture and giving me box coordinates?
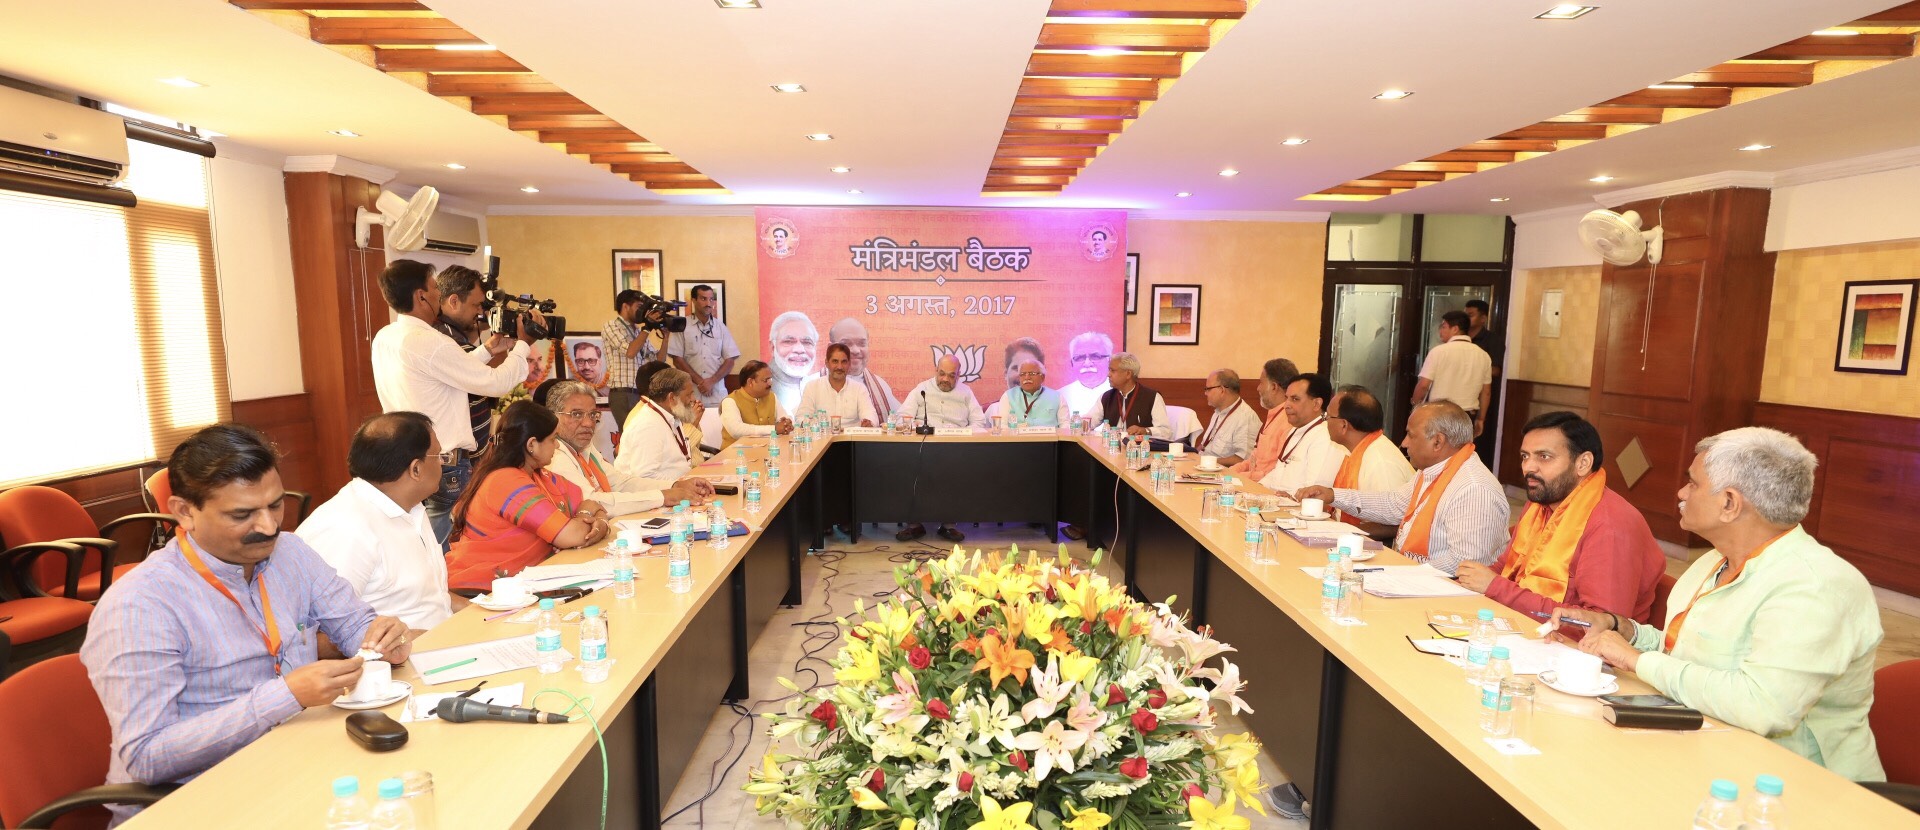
[829,316,898,420]
[898,355,987,543]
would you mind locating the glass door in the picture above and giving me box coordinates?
[1419,284,1493,354]
[1328,282,1407,432]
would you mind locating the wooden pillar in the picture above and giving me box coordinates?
[283,171,388,496]
[1587,187,1775,543]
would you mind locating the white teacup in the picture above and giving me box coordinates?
[1555,650,1606,691]
[1168,442,1185,458]
[616,528,644,549]
[1197,454,1220,471]
[348,660,392,702]
[490,577,531,604]
[1301,497,1327,518]
[1337,533,1368,559]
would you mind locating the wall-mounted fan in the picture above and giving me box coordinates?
[355,186,438,250]
[1578,208,1663,266]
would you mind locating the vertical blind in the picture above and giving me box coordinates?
[0,141,230,487]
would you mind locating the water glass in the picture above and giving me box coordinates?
[1339,572,1364,617]
[1502,678,1535,743]
[991,415,1004,435]
[1200,489,1223,524]
[830,414,844,433]
[1248,526,1280,565]
[401,770,438,830]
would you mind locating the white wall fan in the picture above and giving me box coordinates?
[1578,208,1663,266]
[355,185,439,250]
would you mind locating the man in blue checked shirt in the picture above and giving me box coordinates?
[81,425,412,826]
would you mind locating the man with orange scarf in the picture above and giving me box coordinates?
[543,381,712,515]
[1299,402,1507,575]
[1321,386,1413,533]
[1456,412,1663,627]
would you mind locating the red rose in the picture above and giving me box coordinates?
[1107,683,1126,706]
[1131,710,1159,733]
[986,627,999,638]
[1080,620,1094,635]
[1046,585,1058,601]
[1119,756,1149,779]
[1183,783,1204,800]
[926,698,951,721]
[811,701,837,730]
[958,771,975,792]
[868,769,886,793]
[908,646,933,670]
[1146,688,1169,708]
[1009,751,1030,773]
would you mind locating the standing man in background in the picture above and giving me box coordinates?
[431,265,501,461]
[667,284,739,408]
[1411,311,1493,439]
[373,259,536,543]
[603,289,662,431]
[1464,298,1504,467]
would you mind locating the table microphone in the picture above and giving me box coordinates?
[915,389,935,435]
[435,695,571,724]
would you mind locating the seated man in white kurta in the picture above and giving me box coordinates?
[544,381,711,514]
[897,354,987,544]
[1259,372,1347,496]
[797,343,879,428]
[1193,368,1261,466]
[615,367,702,488]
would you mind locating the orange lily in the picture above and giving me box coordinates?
[1043,625,1077,654]
[958,634,983,655]
[972,632,1037,688]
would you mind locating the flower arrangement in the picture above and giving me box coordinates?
[746,545,1266,830]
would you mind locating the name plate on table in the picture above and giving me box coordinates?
[1018,426,1059,435]
[935,427,974,437]
[842,426,883,435]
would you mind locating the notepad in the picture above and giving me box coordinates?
[410,635,573,686]
[1493,633,1583,676]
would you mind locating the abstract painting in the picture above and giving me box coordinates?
[1149,284,1201,345]
[1834,279,1917,375]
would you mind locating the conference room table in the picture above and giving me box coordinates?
[121,430,1917,829]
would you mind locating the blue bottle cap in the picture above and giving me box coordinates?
[585,605,602,617]
[1754,774,1783,796]
[1710,779,1738,801]
[1477,608,1495,621]
[1327,551,1342,561]
[539,598,556,610]
[1491,646,1510,660]
[333,776,359,797]
[680,499,692,507]
[378,778,404,799]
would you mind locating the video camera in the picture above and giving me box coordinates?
[480,255,565,340]
[632,292,688,334]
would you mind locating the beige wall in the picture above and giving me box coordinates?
[1125,218,1327,377]
[485,214,763,358]
[1510,265,1601,387]
[1760,238,1920,416]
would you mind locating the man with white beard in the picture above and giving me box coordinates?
[615,367,704,485]
[767,311,819,415]
[829,317,897,420]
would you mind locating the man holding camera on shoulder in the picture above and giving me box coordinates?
[373,259,544,545]
[604,289,667,429]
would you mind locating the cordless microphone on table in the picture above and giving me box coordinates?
[915,389,934,435]
[435,696,571,724]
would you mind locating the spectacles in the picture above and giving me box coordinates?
[560,409,602,421]
[435,451,457,464]
[1202,385,1223,392]
[1070,353,1111,365]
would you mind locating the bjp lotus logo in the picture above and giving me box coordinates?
[929,344,987,383]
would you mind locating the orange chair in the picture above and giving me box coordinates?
[1648,571,1678,625]
[0,655,176,829]
[0,487,175,602]
[144,471,311,530]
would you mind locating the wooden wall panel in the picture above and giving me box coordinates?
[233,394,321,499]
[285,172,386,496]
[1754,402,1920,596]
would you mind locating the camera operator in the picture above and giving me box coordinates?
[603,289,665,429]
[373,259,543,546]
[667,284,739,409]
[433,265,507,456]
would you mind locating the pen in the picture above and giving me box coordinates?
[1353,567,1385,573]
[1530,611,1593,628]
[422,657,478,676]
[483,609,518,622]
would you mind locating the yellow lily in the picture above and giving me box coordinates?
[1058,652,1101,684]
[1180,794,1251,830]
[1212,733,1261,771]
[1021,602,1059,643]
[1222,761,1268,816]
[835,640,882,687]
[849,784,889,811]
[860,603,922,648]
[943,589,988,623]
[967,797,1037,830]
[1062,802,1111,830]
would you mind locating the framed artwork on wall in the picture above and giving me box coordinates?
[1125,253,1140,315]
[675,279,728,325]
[1149,284,1202,345]
[1833,278,1918,375]
[562,333,610,402]
[611,249,664,297]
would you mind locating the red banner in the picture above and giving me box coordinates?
[754,207,1126,419]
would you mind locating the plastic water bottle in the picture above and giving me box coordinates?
[578,605,610,684]
[769,439,784,467]
[707,500,731,550]
[1219,476,1239,512]
[671,501,690,538]
[667,529,692,593]
[1242,518,1262,558]
[1740,774,1787,829]
[326,776,371,830]
[1320,551,1347,618]
[734,448,749,479]
[767,455,783,488]
[1694,779,1742,830]
[612,542,636,600]
[745,472,763,516]
[534,599,563,674]
[1465,608,1497,684]
[1478,645,1513,734]
[369,777,415,830]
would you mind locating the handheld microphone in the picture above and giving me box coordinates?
[435,696,571,724]
[915,389,934,435]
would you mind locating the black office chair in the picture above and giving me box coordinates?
[1863,782,1920,815]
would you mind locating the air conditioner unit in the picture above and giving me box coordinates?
[422,209,481,255]
[0,84,130,186]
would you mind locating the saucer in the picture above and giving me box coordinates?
[1537,670,1618,697]
[1195,463,1222,473]
[1348,550,1376,562]
[1296,510,1332,521]
[333,680,412,711]
[473,594,536,612]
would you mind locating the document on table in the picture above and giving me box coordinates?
[411,635,573,686]
[1297,564,1477,598]
[517,560,618,591]
[1493,633,1583,676]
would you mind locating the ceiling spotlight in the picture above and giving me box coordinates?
[1176,192,1192,198]
[197,129,225,139]
[445,162,466,170]
[326,129,361,138]
[158,77,204,88]
[1588,175,1615,183]
[715,0,762,8]
[1373,89,1414,100]
[1089,48,1129,57]
[434,44,497,51]
[1649,83,1694,90]
[1280,138,1310,146]
[771,83,807,93]
[1535,5,1598,20]
[830,166,851,173]
[848,189,863,194]
[1812,29,1858,36]
[1490,197,1511,202]
[1218,168,1239,177]
[804,133,834,141]
[520,186,540,193]
[1737,143,1773,152]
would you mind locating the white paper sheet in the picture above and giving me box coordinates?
[1494,633,1584,676]
[402,682,527,722]
[1295,564,1476,598]
[411,635,573,686]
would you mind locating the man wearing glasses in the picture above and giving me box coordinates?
[996,360,1063,428]
[1194,369,1260,466]
[544,381,712,514]
[1058,331,1114,420]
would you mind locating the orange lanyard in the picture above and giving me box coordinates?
[569,444,610,491]
[180,536,284,676]
[1664,530,1791,651]
[1200,400,1241,448]
[650,400,690,459]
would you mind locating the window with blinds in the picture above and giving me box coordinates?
[0,140,230,487]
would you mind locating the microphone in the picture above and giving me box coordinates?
[435,696,571,724]
[916,389,934,435]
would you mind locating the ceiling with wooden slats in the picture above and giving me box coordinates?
[982,0,1252,196]
[228,0,725,194]
[1305,2,1920,201]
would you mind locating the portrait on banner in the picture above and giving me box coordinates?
[563,333,610,403]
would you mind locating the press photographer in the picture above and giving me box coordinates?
[604,289,688,427]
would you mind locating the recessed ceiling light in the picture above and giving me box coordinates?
[1649,83,1694,90]
[1812,28,1858,36]
[848,189,863,194]
[1373,89,1414,100]
[715,0,761,8]
[158,77,204,88]
[1535,5,1598,20]
[1280,138,1310,146]
[805,133,834,141]
[1176,192,1192,198]
[1737,143,1773,152]
[830,166,851,173]
[520,186,540,193]
[1589,175,1615,184]
[445,162,466,170]
[326,129,361,138]
[771,83,807,93]
[1490,197,1511,202]
[197,129,225,139]
[1218,168,1239,177]
[1089,48,1129,57]
[434,44,497,51]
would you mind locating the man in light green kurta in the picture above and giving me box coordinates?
[1552,427,1884,782]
